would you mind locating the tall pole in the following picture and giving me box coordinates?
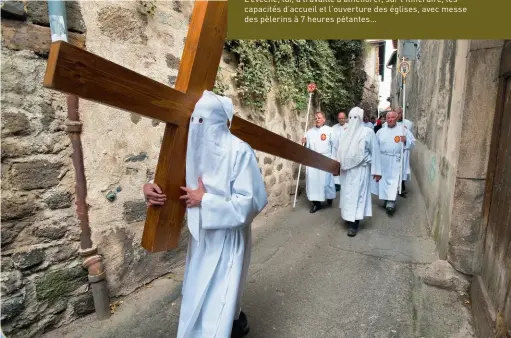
[398,58,410,195]
[293,83,316,209]
[399,79,406,194]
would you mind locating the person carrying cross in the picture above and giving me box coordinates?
[301,111,337,213]
[143,90,268,338]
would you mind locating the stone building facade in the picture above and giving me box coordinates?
[1,1,311,336]
[389,40,504,273]
[387,39,509,336]
[360,39,383,117]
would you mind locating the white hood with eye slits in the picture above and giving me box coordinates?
[185,90,234,242]
[337,107,367,170]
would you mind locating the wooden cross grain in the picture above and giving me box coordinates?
[43,1,341,252]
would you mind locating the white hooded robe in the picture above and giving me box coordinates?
[337,108,381,222]
[305,125,336,202]
[177,91,268,338]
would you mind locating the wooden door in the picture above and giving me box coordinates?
[480,40,511,337]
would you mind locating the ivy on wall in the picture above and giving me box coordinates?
[218,40,367,120]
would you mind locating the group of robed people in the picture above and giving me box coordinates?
[302,107,415,237]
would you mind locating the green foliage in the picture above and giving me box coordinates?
[223,40,273,111]
[223,40,366,120]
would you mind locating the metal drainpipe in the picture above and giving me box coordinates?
[48,0,111,320]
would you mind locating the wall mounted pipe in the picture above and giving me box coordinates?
[47,0,111,320]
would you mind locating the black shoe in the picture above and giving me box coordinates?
[232,311,250,338]
[238,311,248,329]
[399,188,408,197]
[327,199,333,207]
[386,201,396,216]
[347,228,357,237]
[310,204,321,213]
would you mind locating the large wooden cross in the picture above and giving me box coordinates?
[43,1,340,252]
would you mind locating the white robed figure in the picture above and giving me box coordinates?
[177,91,268,338]
[331,111,348,191]
[384,107,414,193]
[398,119,415,186]
[303,111,337,213]
[336,107,382,237]
[397,107,414,193]
[373,111,415,215]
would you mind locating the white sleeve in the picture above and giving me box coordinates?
[370,132,382,176]
[405,128,415,150]
[201,144,268,230]
[330,130,338,160]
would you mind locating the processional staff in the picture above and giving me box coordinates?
[397,58,411,195]
[293,83,317,209]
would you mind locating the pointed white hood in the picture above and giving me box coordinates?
[337,107,367,170]
[185,90,234,241]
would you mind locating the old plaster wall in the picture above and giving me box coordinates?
[396,40,503,274]
[450,40,504,275]
[1,1,310,336]
[401,40,464,260]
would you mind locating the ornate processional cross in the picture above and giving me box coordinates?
[43,1,340,252]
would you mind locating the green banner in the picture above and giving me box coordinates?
[227,0,511,39]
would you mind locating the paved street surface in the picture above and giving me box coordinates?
[46,177,474,338]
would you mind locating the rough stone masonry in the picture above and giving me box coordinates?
[1,1,90,335]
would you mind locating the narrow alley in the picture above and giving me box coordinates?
[45,176,474,338]
[1,1,508,335]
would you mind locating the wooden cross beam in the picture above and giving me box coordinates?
[43,1,340,252]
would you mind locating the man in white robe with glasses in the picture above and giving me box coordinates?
[373,110,415,215]
[301,111,337,213]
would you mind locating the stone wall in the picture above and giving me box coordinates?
[1,2,90,336]
[450,40,504,275]
[361,42,380,116]
[1,1,310,336]
[76,0,194,299]
[393,40,504,274]
[398,40,461,260]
